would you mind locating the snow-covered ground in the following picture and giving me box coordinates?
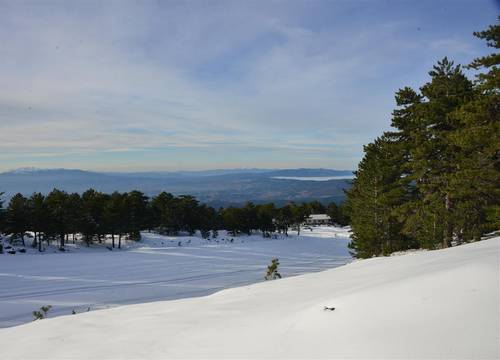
[0,226,351,328]
[1,235,497,359]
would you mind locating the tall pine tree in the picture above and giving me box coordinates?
[347,134,409,258]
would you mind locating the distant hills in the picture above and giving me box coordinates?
[0,168,354,207]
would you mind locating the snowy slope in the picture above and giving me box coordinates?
[1,236,498,359]
[0,226,351,327]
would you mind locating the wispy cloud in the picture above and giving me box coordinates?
[0,0,496,171]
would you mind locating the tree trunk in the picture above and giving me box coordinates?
[433,213,437,249]
[112,233,115,248]
[386,221,391,255]
[118,234,122,249]
[443,193,452,248]
[38,234,42,252]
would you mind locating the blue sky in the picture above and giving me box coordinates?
[0,0,498,172]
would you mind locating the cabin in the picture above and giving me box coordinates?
[305,214,331,226]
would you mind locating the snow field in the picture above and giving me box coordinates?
[0,234,497,359]
[0,226,352,327]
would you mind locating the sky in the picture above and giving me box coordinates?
[0,0,498,172]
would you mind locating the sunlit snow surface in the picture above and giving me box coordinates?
[1,233,497,359]
[0,226,351,327]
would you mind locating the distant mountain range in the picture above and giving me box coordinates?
[0,168,354,207]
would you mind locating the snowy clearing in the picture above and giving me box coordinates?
[1,235,498,359]
[0,226,351,328]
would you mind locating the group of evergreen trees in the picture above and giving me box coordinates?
[346,20,499,258]
[0,188,349,252]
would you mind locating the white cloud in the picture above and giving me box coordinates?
[0,0,493,171]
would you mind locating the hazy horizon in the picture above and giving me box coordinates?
[1,165,355,174]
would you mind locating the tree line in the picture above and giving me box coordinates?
[346,19,499,258]
[0,189,349,251]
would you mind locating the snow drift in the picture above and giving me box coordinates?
[1,237,498,359]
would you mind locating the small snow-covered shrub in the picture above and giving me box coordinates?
[265,258,281,280]
[32,305,52,321]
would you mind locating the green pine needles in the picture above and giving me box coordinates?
[265,258,282,280]
[347,18,500,258]
[32,305,52,321]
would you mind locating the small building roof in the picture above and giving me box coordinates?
[308,214,331,220]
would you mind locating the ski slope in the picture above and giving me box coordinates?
[1,235,497,359]
[0,226,351,328]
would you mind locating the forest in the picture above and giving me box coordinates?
[1,20,497,260]
[0,188,349,252]
[346,19,499,258]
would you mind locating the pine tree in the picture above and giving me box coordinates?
[66,193,83,243]
[80,189,103,246]
[222,207,241,236]
[28,193,46,251]
[348,19,499,255]
[0,192,5,235]
[176,195,200,236]
[468,17,500,91]
[264,258,281,280]
[103,192,126,248]
[292,203,310,235]
[45,189,71,250]
[240,202,258,235]
[336,201,351,226]
[256,203,276,237]
[346,134,409,258]
[32,305,52,320]
[391,59,474,249]
[6,193,29,246]
[307,200,326,214]
[326,202,340,224]
[151,192,177,234]
[199,204,216,239]
[276,204,293,236]
[450,17,500,238]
